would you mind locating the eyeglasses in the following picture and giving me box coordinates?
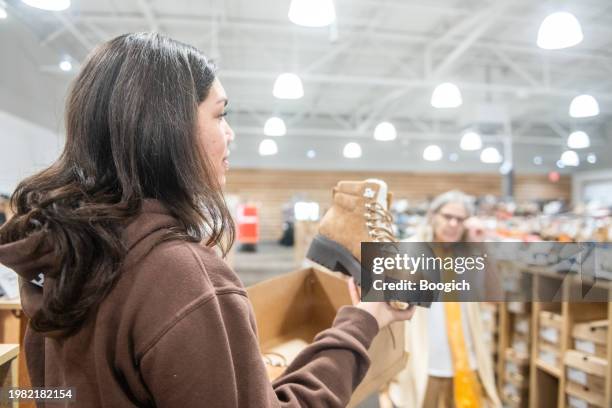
[437,212,467,224]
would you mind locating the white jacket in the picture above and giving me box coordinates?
[388,230,502,408]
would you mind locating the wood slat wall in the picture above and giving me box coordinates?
[225,169,571,241]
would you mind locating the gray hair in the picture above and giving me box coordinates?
[428,190,475,217]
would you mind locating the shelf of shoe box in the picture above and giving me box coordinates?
[481,302,499,373]
[493,260,531,407]
[515,265,612,408]
[498,299,532,408]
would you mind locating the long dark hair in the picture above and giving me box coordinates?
[0,33,234,335]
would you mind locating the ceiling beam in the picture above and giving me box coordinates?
[78,13,612,64]
[232,125,577,147]
[220,70,612,101]
[431,2,512,78]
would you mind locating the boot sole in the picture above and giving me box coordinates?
[306,234,363,284]
[306,234,431,308]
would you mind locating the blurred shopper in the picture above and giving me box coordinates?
[388,190,501,408]
[0,33,414,407]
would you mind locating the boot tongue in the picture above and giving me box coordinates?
[364,178,388,209]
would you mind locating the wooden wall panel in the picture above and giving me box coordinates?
[225,169,571,241]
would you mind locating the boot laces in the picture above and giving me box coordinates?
[364,201,396,242]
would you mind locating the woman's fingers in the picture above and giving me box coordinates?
[392,305,416,321]
[348,278,360,305]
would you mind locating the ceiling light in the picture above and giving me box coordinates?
[423,145,443,161]
[569,94,599,118]
[431,82,462,108]
[560,150,579,166]
[373,121,397,141]
[460,131,482,151]
[343,142,361,159]
[59,59,72,72]
[567,131,590,149]
[537,12,583,50]
[21,0,71,11]
[288,0,336,27]
[0,7,7,19]
[258,139,278,156]
[480,147,502,164]
[587,153,597,164]
[273,73,304,99]
[533,156,543,165]
[306,149,316,159]
[263,117,286,136]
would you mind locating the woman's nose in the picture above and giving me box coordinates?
[226,123,235,142]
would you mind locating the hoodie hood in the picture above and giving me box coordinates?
[0,200,179,321]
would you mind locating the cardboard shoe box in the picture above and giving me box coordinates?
[538,342,561,370]
[572,320,608,359]
[564,350,607,407]
[566,393,602,408]
[248,267,407,407]
[504,359,529,384]
[539,311,562,346]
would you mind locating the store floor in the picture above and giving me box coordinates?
[234,241,380,408]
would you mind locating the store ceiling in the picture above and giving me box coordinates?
[1,0,612,173]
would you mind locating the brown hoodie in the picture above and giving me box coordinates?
[0,200,379,407]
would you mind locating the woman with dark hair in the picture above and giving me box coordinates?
[0,33,414,407]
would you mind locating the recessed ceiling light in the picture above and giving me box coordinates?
[587,153,597,164]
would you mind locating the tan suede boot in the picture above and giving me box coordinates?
[306,179,410,309]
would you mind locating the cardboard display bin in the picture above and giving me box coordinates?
[247,267,407,407]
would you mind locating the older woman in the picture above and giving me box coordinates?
[388,190,501,408]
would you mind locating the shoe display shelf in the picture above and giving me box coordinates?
[493,263,612,408]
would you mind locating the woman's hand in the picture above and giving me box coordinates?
[348,278,415,329]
